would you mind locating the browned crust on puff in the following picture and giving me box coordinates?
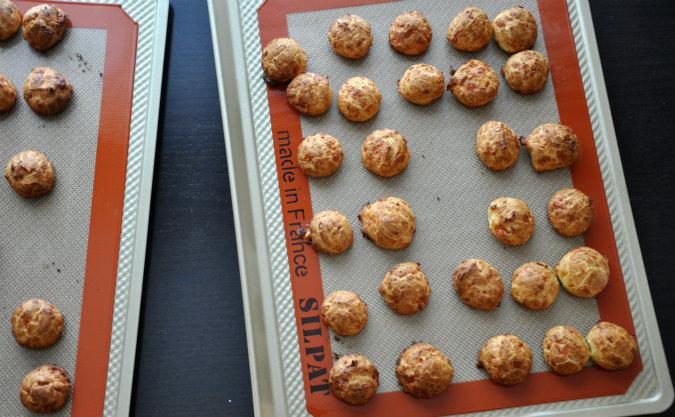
[492,6,537,53]
[502,50,549,94]
[0,0,21,40]
[447,59,499,107]
[359,197,415,249]
[511,261,559,310]
[286,72,332,116]
[586,321,638,370]
[12,299,64,349]
[22,4,68,50]
[556,246,609,297]
[329,353,379,405]
[446,6,492,51]
[389,11,432,55]
[478,334,532,385]
[23,66,73,114]
[476,120,519,170]
[297,133,343,177]
[5,150,55,197]
[304,210,353,254]
[337,76,381,121]
[328,14,373,59]
[488,197,535,245]
[520,123,580,172]
[0,72,17,112]
[379,262,430,314]
[547,187,594,236]
[361,128,410,177]
[543,325,590,374]
[398,63,445,105]
[320,290,368,336]
[20,365,71,413]
[261,37,307,83]
[453,259,503,311]
[396,342,453,398]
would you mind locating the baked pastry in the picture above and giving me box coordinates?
[5,150,55,197]
[389,11,432,55]
[24,67,73,114]
[12,299,64,349]
[0,72,16,112]
[478,334,532,385]
[337,76,381,122]
[297,133,343,177]
[398,63,445,105]
[302,210,353,254]
[320,290,368,336]
[328,14,372,59]
[379,262,430,314]
[329,354,379,405]
[586,321,638,370]
[396,342,453,398]
[511,261,559,310]
[261,37,307,83]
[476,120,519,170]
[359,197,415,249]
[286,72,332,116]
[488,197,535,245]
[447,59,499,107]
[0,0,21,40]
[547,187,594,236]
[22,4,68,51]
[556,246,609,297]
[543,325,590,375]
[502,50,549,94]
[520,123,580,172]
[453,258,503,311]
[361,128,409,177]
[446,6,492,51]
[492,6,537,53]
[20,365,71,413]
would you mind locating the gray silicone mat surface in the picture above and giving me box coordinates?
[288,0,601,393]
[0,27,106,416]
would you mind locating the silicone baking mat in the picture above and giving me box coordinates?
[0,1,139,416]
[257,0,641,416]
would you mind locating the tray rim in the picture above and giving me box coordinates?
[207,0,674,416]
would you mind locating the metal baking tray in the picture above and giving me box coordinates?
[208,0,673,416]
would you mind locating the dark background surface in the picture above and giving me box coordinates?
[130,0,674,416]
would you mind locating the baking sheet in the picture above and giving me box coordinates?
[288,0,600,390]
[0,27,106,417]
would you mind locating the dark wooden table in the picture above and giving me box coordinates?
[130,1,674,416]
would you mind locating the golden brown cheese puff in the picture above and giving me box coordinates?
[398,63,445,105]
[0,0,21,40]
[320,290,368,336]
[502,50,549,94]
[24,67,73,114]
[476,120,519,170]
[586,321,638,370]
[329,354,379,405]
[261,37,307,83]
[0,72,16,112]
[547,187,594,236]
[379,262,430,314]
[478,334,532,385]
[361,128,409,177]
[22,4,68,51]
[446,6,492,52]
[520,123,580,172]
[447,59,499,107]
[337,76,381,122]
[297,133,343,177]
[511,261,559,310]
[453,259,503,311]
[492,6,537,53]
[5,150,55,197]
[286,72,332,116]
[20,365,71,413]
[12,299,64,349]
[543,325,590,375]
[556,246,609,298]
[302,210,353,254]
[488,197,535,245]
[328,14,372,59]
[389,11,432,55]
[359,197,415,249]
[396,343,453,398]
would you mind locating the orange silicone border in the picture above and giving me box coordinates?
[257,0,642,416]
[15,2,138,416]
